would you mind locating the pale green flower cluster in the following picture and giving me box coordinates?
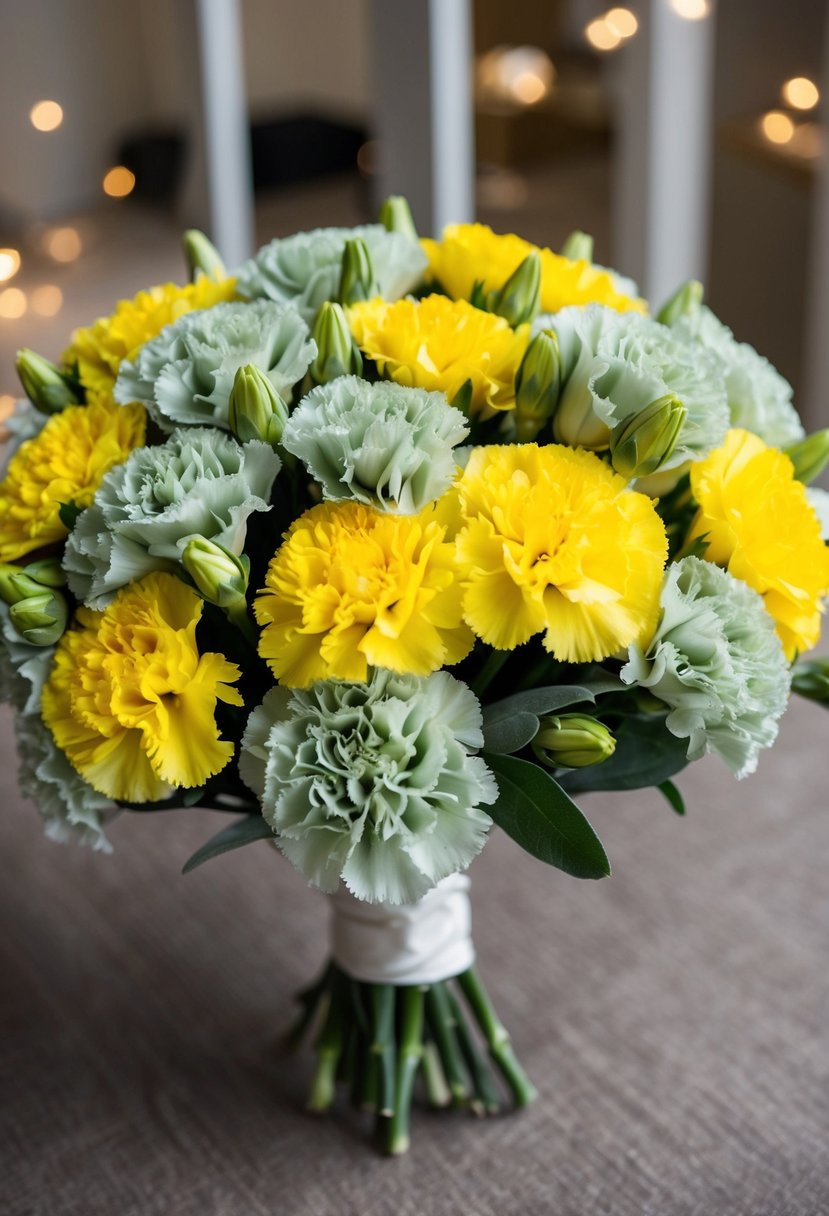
[541,305,730,467]
[670,304,804,447]
[0,400,46,476]
[621,556,790,778]
[235,224,427,323]
[114,299,315,431]
[807,487,829,540]
[282,376,469,514]
[241,670,497,904]
[63,428,280,607]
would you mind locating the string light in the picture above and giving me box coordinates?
[30,100,64,132]
[102,166,136,198]
[760,110,796,145]
[0,249,21,283]
[669,0,710,18]
[585,19,621,51]
[782,77,819,111]
[31,285,63,317]
[44,227,82,263]
[0,288,27,319]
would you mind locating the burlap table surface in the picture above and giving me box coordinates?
[1,693,827,1216]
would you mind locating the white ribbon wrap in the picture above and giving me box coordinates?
[329,873,474,985]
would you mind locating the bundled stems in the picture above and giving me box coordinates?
[286,962,536,1154]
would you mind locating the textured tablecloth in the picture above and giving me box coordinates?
[2,694,827,1216]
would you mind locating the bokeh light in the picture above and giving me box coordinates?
[760,110,796,145]
[782,76,820,112]
[102,166,136,198]
[669,0,710,18]
[31,285,64,317]
[30,100,64,132]
[44,227,82,263]
[0,249,21,283]
[0,288,28,319]
[477,46,555,105]
[605,8,638,39]
[585,19,621,52]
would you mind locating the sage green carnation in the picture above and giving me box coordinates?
[282,376,469,514]
[0,604,54,714]
[807,487,829,540]
[670,304,804,447]
[235,224,427,323]
[621,556,790,778]
[240,670,497,904]
[540,305,729,468]
[114,299,315,431]
[63,428,280,608]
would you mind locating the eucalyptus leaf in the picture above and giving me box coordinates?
[483,752,610,879]
[481,711,540,755]
[558,715,689,793]
[182,814,272,874]
[58,500,82,530]
[658,780,685,816]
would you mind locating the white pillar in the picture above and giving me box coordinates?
[613,0,716,307]
[803,17,829,431]
[195,0,255,267]
[370,0,474,237]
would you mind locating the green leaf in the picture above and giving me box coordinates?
[483,752,611,879]
[482,684,601,754]
[558,715,689,793]
[182,814,272,874]
[481,711,540,755]
[657,780,685,816]
[58,500,82,529]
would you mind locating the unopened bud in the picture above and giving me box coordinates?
[0,560,64,605]
[182,229,226,281]
[16,349,79,415]
[609,394,686,480]
[8,588,68,646]
[514,331,561,441]
[532,714,616,769]
[311,302,362,384]
[560,231,594,262]
[489,252,541,327]
[791,658,829,707]
[182,537,249,610]
[338,237,378,306]
[656,280,703,327]
[378,195,418,242]
[228,364,289,447]
[784,429,829,485]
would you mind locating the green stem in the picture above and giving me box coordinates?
[448,990,502,1114]
[457,968,537,1108]
[285,963,333,1049]
[226,601,257,647]
[425,983,470,1106]
[421,1038,452,1108]
[370,984,397,1118]
[471,648,510,698]
[307,972,347,1112]
[386,986,425,1156]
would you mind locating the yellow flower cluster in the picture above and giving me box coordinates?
[0,397,146,562]
[689,429,829,658]
[41,573,242,802]
[348,295,529,418]
[423,223,646,315]
[455,445,668,661]
[64,276,237,396]
[255,498,473,687]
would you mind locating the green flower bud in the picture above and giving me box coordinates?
[656,279,704,327]
[609,394,687,481]
[310,302,363,384]
[532,714,616,769]
[0,560,65,604]
[560,230,594,262]
[791,657,829,706]
[9,588,68,646]
[182,537,249,608]
[514,330,561,441]
[489,252,541,327]
[16,349,80,415]
[378,195,418,243]
[228,363,289,447]
[182,229,226,281]
[338,237,378,305]
[22,558,67,589]
[784,429,829,485]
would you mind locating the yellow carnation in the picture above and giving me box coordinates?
[0,396,146,562]
[455,444,667,661]
[688,428,829,658]
[349,294,529,419]
[64,276,237,396]
[255,497,473,687]
[41,572,243,802]
[423,223,646,315]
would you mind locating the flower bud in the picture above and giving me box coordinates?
[378,195,418,242]
[560,231,594,262]
[16,349,80,415]
[784,429,829,485]
[532,714,616,769]
[228,364,289,447]
[0,560,64,604]
[182,229,226,281]
[338,237,378,305]
[311,302,363,384]
[489,252,541,327]
[609,394,687,480]
[182,537,249,610]
[8,588,68,646]
[514,330,561,441]
[656,280,703,327]
[791,657,829,706]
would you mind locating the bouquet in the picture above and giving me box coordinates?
[2,202,828,1155]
